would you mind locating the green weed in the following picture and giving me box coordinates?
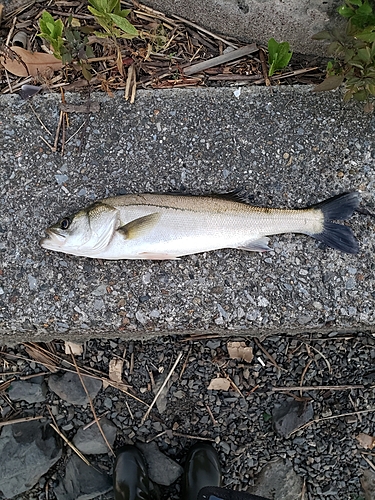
[38,12,94,80]
[87,0,138,39]
[267,38,293,76]
[313,0,375,111]
[38,11,64,60]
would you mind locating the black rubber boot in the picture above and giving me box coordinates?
[113,445,159,500]
[181,443,222,500]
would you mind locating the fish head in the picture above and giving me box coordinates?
[40,202,119,257]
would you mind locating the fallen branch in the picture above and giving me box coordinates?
[273,384,364,392]
[184,44,258,76]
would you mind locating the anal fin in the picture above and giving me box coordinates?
[138,252,180,260]
[238,237,271,253]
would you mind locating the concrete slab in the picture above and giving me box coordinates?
[144,0,344,56]
[1,86,374,343]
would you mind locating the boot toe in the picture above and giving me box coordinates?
[182,443,222,500]
[113,446,156,500]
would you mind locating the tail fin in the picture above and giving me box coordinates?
[310,192,360,254]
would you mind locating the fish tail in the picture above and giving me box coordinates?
[309,192,360,254]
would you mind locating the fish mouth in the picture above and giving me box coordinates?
[40,228,66,249]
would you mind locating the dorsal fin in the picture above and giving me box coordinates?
[207,188,253,204]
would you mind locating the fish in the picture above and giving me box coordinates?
[40,191,360,260]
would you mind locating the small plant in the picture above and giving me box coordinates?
[38,11,64,59]
[263,411,272,422]
[267,38,293,76]
[62,20,95,80]
[87,0,138,39]
[38,12,94,80]
[313,0,375,111]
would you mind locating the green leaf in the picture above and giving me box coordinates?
[62,52,72,64]
[95,16,114,34]
[357,2,372,16]
[344,48,355,63]
[350,60,365,69]
[263,412,272,423]
[40,11,54,27]
[267,38,279,60]
[86,45,95,58]
[88,0,107,13]
[313,74,345,92]
[94,30,111,38]
[357,30,375,42]
[312,30,333,41]
[353,89,368,100]
[343,89,354,102]
[107,0,120,13]
[338,5,355,18]
[327,41,343,55]
[267,38,292,76]
[357,47,372,63]
[39,11,63,39]
[349,0,364,6]
[119,9,131,17]
[87,5,106,18]
[65,29,76,44]
[108,13,138,35]
[81,63,93,81]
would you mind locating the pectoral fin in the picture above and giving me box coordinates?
[117,213,161,240]
[238,237,271,253]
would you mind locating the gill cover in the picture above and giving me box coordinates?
[85,202,119,254]
[41,202,119,257]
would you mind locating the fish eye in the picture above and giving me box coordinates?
[60,217,71,230]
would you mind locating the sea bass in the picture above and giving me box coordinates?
[40,191,360,259]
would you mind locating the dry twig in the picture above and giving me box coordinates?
[0,415,44,428]
[141,352,183,424]
[47,404,92,465]
[184,44,258,76]
[273,384,364,392]
[290,407,375,436]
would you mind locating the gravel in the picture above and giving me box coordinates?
[1,331,375,499]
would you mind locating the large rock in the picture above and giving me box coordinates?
[273,399,314,437]
[136,441,183,486]
[48,372,102,405]
[73,417,117,454]
[8,378,47,404]
[248,458,304,500]
[0,421,61,498]
[361,469,375,500]
[54,454,112,500]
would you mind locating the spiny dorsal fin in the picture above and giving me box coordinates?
[119,188,253,204]
[117,213,161,240]
[207,188,253,204]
